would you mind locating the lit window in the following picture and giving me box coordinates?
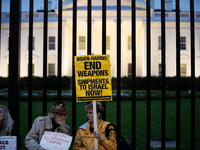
[106,36,110,50]
[48,63,55,76]
[79,36,85,50]
[180,36,186,50]
[180,63,186,77]
[49,36,55,50]
[128,63,132,77]
[28,37,35,50]
[159,64,162,76]
[128,36,132,50]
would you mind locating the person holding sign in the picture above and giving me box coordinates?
[73,102,117,150]
[25,101,70,150]
[0,105,21,150]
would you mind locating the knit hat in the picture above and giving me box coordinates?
[49,101,69,115]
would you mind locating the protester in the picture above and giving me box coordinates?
[25,100,70,150]
[0,105,21,150]
[73,102,117,150]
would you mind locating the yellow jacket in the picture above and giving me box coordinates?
[73,120,117,150]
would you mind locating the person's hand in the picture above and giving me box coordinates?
[93,130,104,142]
[89,147,99,150]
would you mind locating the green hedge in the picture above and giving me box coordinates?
[0,76,200,91]
[0,77,8,89]
[1,92,199,101]
[112,76,200,91]
[18,76,72,90]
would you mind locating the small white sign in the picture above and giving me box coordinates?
[40,131,73,150]
[0,136,17,150]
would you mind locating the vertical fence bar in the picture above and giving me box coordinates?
[175,0,180,149]
[43,0,48,116]
[87,0,91,55]
[0,0,1,75]
[102,0,106,55]
[132,0,136,149]
[86,0,92,114]
[72,0,77,139]
[86,0,91,116]
[161,0,166,149]
[190,0,195,149]
[146,0,151,149]
[102,0,106,121]
[8,0,21,124]
[57,0,62,100]
[28,0,34,130]
[117,0,121,143]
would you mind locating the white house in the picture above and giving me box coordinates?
[0,0,200,77]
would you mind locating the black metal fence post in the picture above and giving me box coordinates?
[28,0,34,131]
[87,0,91,55]
[8,0,21,124]
[190,0,195,149]
[72,0,77,139]
[0,0,1,75]
[102,0,106,121]
[117,0,121,143]
[131,0,136,149]
[43,0,48,116]
[146,0,151,149]
[176,0,181,149]
[57,0,62,100]
[161,0,166,149]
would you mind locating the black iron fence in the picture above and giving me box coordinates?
[5,0,196,149]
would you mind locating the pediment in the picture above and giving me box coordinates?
[196,55,200,60]
[24,54,39,59]
[154,54,169,59]
[180,54,189,59]
[48,54,57,58]
[3,55,8,58]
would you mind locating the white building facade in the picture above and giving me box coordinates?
[0,0,200,77]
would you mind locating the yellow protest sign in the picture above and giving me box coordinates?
[74,54,112,102]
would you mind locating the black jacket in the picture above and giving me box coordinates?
[10,121,22,150]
